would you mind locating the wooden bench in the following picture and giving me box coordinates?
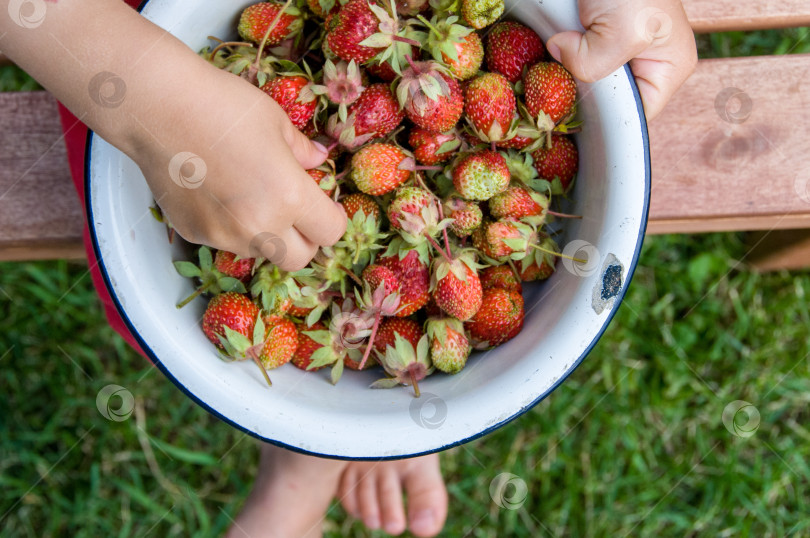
[2,0,810,269]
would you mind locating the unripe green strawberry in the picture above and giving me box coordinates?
[408,128,460,166]
[238,2,303,46]
[460,0,503,29]
[531,135,579,191]
[464,72,516,143]
[426,317,471,374]
[431,251,482,321]
[480,265,522,293]
[202,292,259,349]
[260,75,317,129]
[292,321,327,371]
[387,186,433,231]
[443,196,482,237]
[373,317,424,353]
[465,287,524,347]
[340,193,381,221]
[523,62,577,124]
[485,22,545,83]
[351,143,411,196]
[260,315,299,369]
[452,150,510,201]
[488,186,548,220]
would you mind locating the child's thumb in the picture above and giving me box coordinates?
[546,30,647,83]
[282,123,329,170]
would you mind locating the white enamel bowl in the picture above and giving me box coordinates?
[86,0,650,459]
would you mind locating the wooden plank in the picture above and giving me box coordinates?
[681,0,810,33]
[648,53,810,235]
[0,92,85,261]
[747,229,810,271]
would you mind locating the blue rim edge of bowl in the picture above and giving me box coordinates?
[85,0,651,462]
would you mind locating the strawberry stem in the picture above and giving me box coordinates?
[338,264,363,286]
[358,310,382,369]
[404,54,418,72]
[530,243,586,263]
[410,371,421,398]
[426,234,453,263]
[413,165,443,171]
[436,200,453,259]
[176,284,208,309]
[392,35,421,48]
[253,0,293,75]
[209,40,253,60]
[546,209,582,219]
[252,356,273,387]
[416,14,441,37]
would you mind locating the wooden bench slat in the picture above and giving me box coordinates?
[0,92,85,261]
[647,53,810,235]
[682,0,810,33]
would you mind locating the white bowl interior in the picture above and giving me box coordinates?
[87,0,649,458]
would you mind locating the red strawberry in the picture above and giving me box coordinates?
[261,75,317,129]
[431,252,482,321]
[341,193,381,221]
[452,150,510,201]
[351,143,411,196]
[365,59,399,82]
[378,250,430,316]
[488,186,547,220]
[480,265,522,293]
[472,219,523,259]
[260,315,299,369]
[326,0,383,63]
[361,264,400,296]
[443,31,484,81]
[523,62,577,124]
[238,2,303,46]
[347,83,404,139]
[397,61,464,132]
[519,257,556,281]
[443,196,482,237]
[292,322,327,371]
[307,168,337,197]
[202,292,259,349]
[306,0,340,18]
[485,22,545,83]
[464,72,516,142]
[373,317,424,353]
[421,15,483,80]
[387,186,433,231]
[214,250,254,282]
[465,287,524,347]
[426,317,471,374]
[408,128,460,166]
[531,135,578,191]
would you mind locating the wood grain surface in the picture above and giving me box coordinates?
[682,0,810,33]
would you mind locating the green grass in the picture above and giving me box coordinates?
[3,27,810,538]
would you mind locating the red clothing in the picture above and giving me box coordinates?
[59,0,146,356]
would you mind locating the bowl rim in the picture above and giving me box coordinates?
[85,0,651,461]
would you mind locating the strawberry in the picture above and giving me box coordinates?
[460,0,503,29]
[443,31,484,81]
[340,193,381,221]
[408,128,460,166]
[371,334,432,396]
[238,2,303,46]
[517,236,560,282]
[345,354,379,370]
[362,264,400,296]
[431,250,482,321]
[465,287,524,347]
[259,314,299,369]
[202,292,259,349]
[307,168,337,197]
[373,317,424,353]
[397,61,464,133]
[365,58,399,81]
[174,247,247,309]
[292,321,327,371]
[310,59,365,120]
[418,15,483,80]
[485,22,545,83]
[214,250,255,282]
[350,143,411,196]
[426,317,471,374]
[377,249,430,316]
[488,186,548,221]
[452,150,510,201]
[531,135,578,191]
[464,72,516,143]
[346,83,404,139]
[387,186,433,231]
[261,75,317,129]
[325,0,383,63]
[480,265,522,293]
[443,196,482,237]
[523,62,577,124]
[306,0,340,18]
[472,219,524,259]
[519,257,556,281]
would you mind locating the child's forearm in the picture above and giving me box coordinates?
[0,0,211,157]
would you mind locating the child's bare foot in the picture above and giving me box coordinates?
[337,454,448,537]
[227,444,348,538]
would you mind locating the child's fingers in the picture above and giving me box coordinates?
[256,226,319,272]
[546,28,648,83]
[281,121,329,170]
[629,54,695,120]
[291,178,348,247]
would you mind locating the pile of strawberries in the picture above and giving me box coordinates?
[172,0,583,396]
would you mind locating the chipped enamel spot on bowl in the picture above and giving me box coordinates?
[86,0,650,459]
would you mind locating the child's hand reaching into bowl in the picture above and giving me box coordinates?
[0,0,346,271]
[546,0,698,120]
